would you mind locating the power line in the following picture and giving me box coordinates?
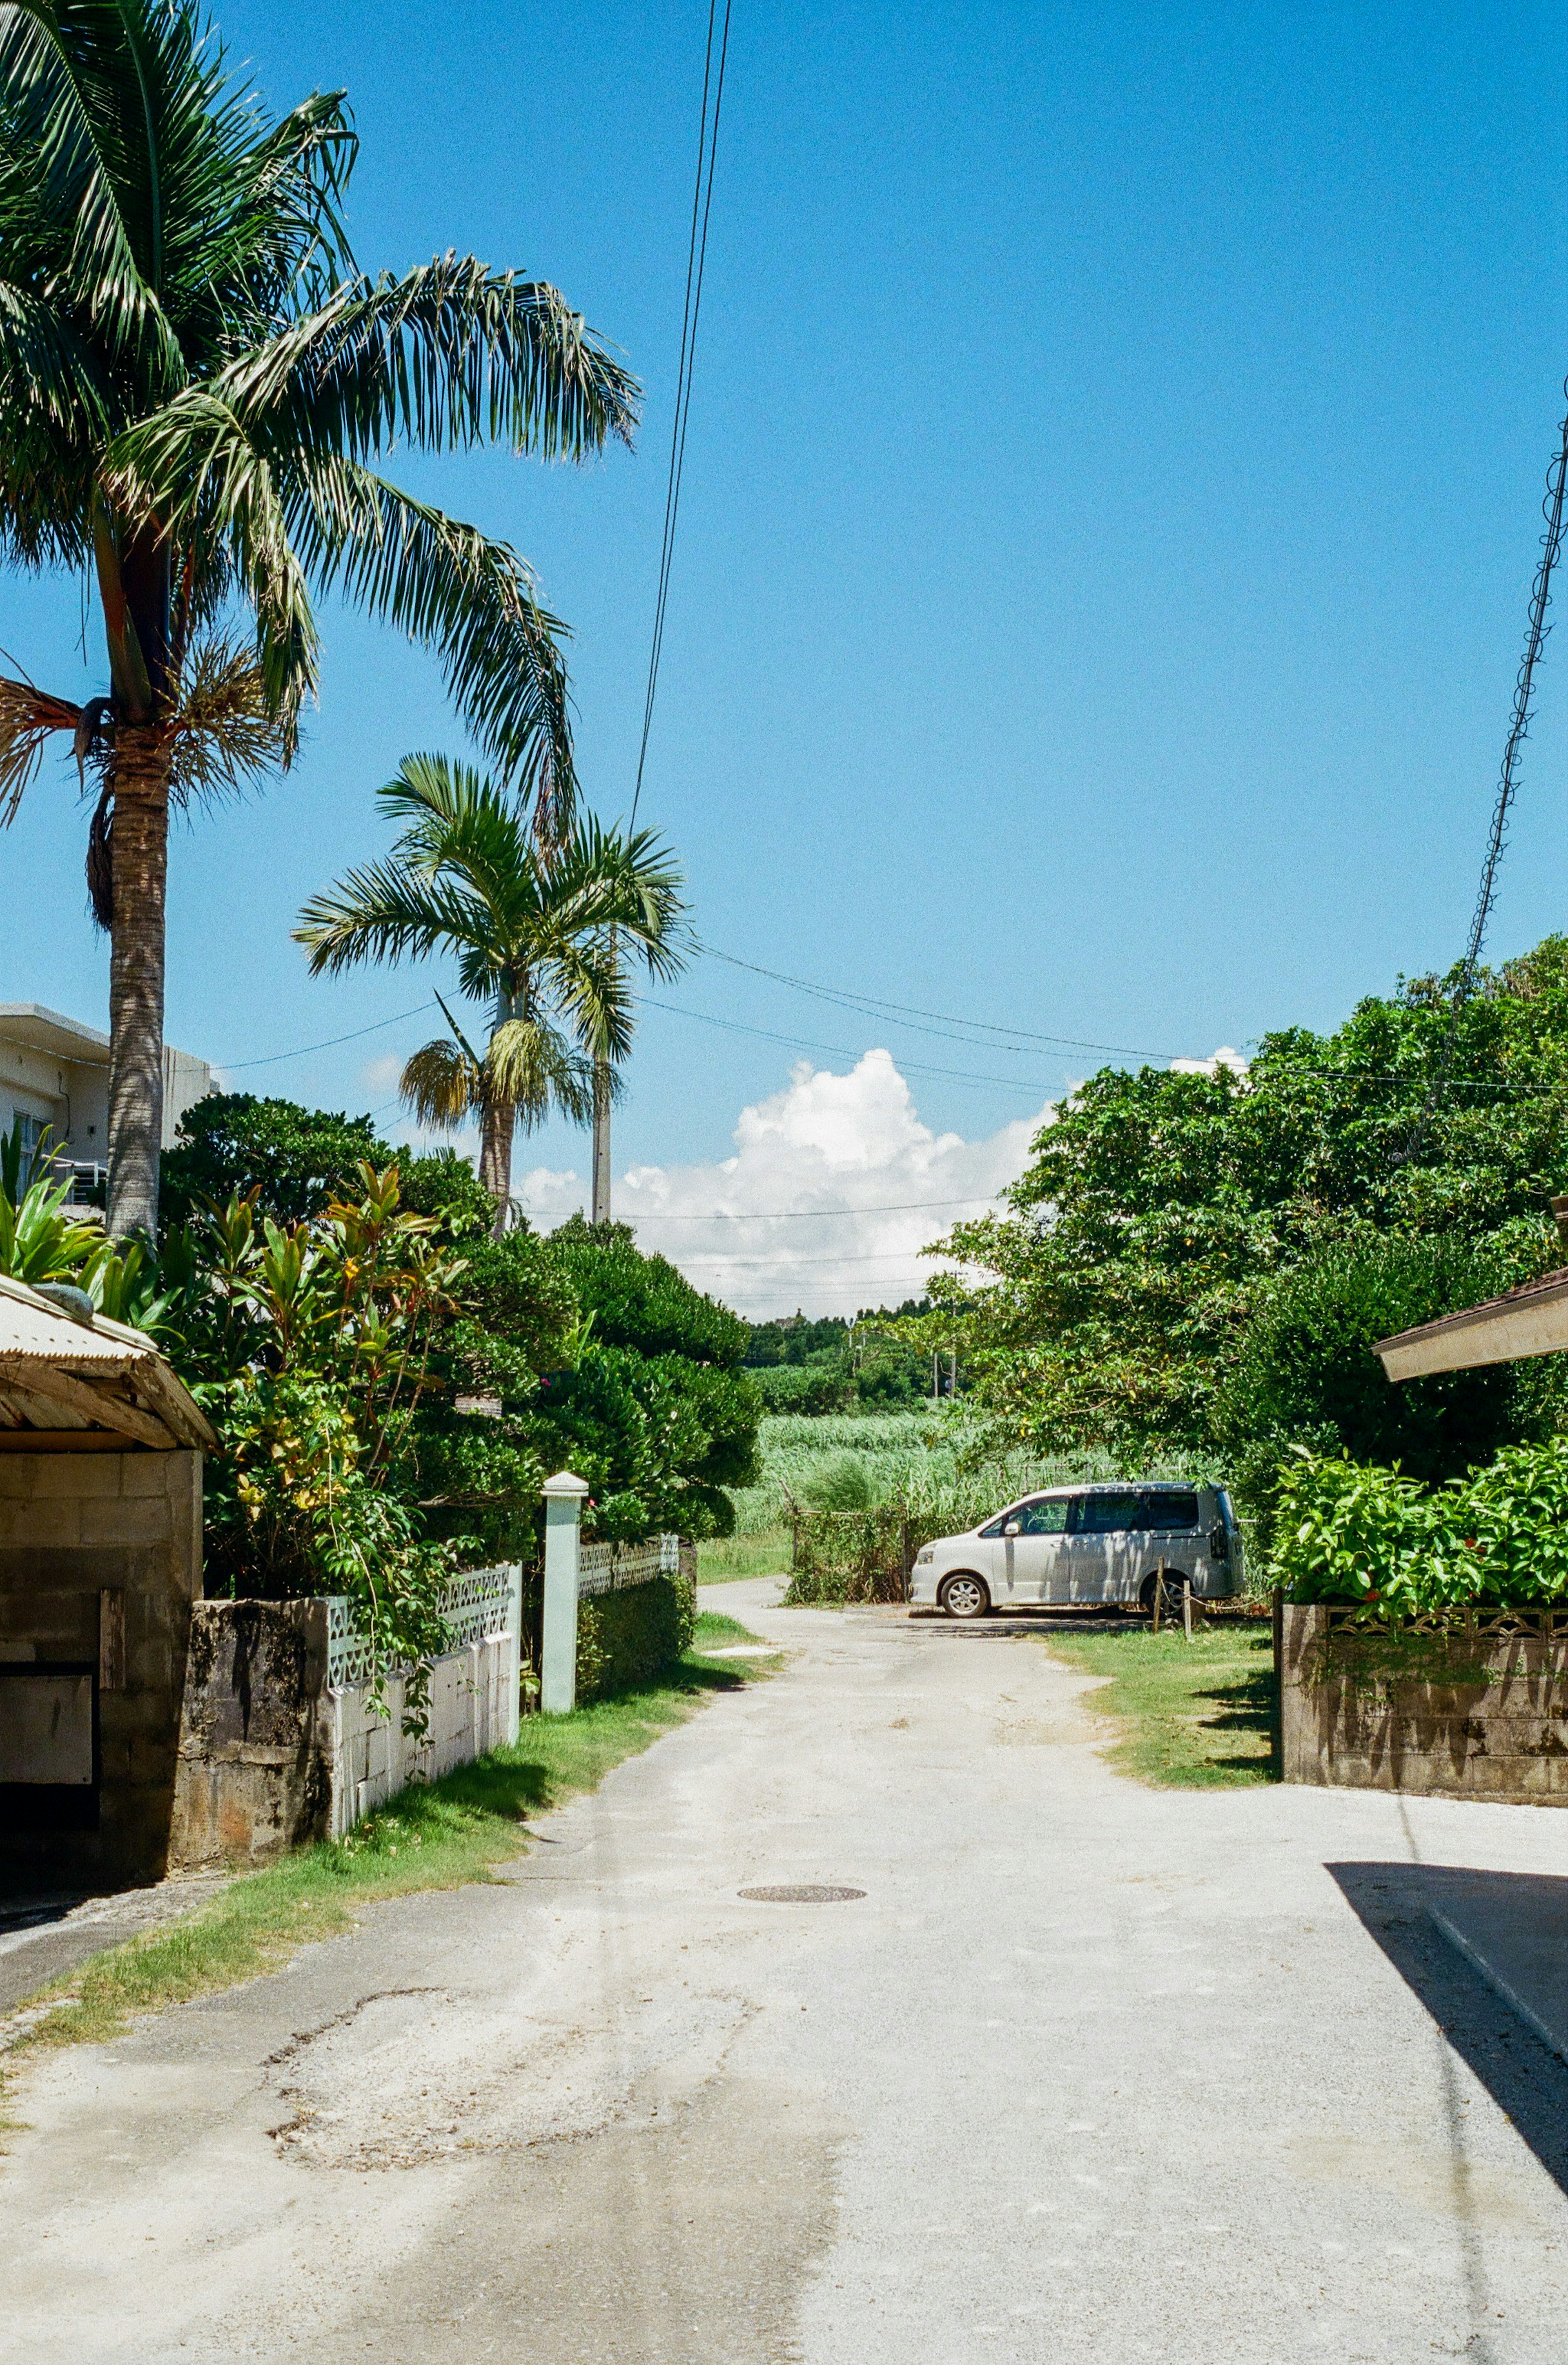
[633,992,1059,1094]
[1399,379,1568,1164]
[219,1001,439,1073]
[612,1193,1001,1225]
[697,942,1195,1061]
[630,0,733,828]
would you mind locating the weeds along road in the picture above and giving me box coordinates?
[3,1582,1567,2364]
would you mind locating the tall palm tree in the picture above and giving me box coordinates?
[294,753,686,1236]
[0,0,638,1237]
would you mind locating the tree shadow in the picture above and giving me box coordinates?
[1193,1666,1276,1736]
[1330,1862,1568,2203]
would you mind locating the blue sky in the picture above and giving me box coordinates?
[2,2,1565,1311]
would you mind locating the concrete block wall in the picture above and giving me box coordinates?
[1279,1601,1568,1805]
[327,1631,520,1838]
[0,1449,203,1886]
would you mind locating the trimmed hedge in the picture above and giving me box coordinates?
[574,1570,697,1701]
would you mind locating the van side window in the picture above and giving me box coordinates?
[1072,1492,1137,1535]
[1136,1490,1200,1531]
[1017,1498,1068,1535]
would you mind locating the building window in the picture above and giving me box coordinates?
[10,1112,48,1174]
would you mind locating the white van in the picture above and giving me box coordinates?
[908,1482,1242,1618]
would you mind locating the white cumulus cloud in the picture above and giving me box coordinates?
[1169,1045,1249,1078]
[516,1048,1047,1318]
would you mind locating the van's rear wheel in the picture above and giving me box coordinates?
[1140,1569,1190,1618]
[941,1573,990,1620]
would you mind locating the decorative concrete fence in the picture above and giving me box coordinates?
[1277,1600,1568,1806]
[169,1564,522,1867]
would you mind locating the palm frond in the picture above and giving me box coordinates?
[0,280,111,433]
[294,853,499,978]
[0,0,185,381]
[484,1014,596,1129]
[287,461,575,816]
[218,254,639,462]
[0,670,79,822]
[399,1036,480,1129]
[100,388,319,732]
[166,634,293,804]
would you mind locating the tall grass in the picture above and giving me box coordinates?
[727,1411,1149,1538]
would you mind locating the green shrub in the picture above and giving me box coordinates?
[1274,1437,1568,1613]
[785,1508,908,1603]
[160,1094,388,1225]
[753,1363,850,1415]
[573,1573,695,1701]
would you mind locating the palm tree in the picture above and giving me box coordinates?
[294,753,686,1235]
[0,0,638,1238]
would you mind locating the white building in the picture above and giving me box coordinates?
[0,1004,212,1193]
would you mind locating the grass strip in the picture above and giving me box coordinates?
[5,1619,773,2063]
[696,1530,792,1582]
[1045,1619,1276,1787]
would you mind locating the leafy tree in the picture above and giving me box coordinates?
[394,1147,496,1242]
[159,1093,387,1224]
[414,1221,760,1550]
[930,940,1568,1468]
[0,0,637,1236]
[295,757,685,1233]
[546,1216,748,1367]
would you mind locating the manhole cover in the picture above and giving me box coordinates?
[738,1885,866,1904]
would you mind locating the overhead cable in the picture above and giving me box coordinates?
[630,0,734,828]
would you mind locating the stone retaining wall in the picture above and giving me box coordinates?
[1278,1600,1568,1805]
[169,1576,521,1868]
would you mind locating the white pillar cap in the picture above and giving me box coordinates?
[542,1470,592,1498]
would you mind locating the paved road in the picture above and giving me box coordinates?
[2,1581,1566,2363]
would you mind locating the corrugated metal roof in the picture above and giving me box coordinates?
[0,1272,215,1449]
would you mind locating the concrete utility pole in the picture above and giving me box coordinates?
[591,1060,612,1225]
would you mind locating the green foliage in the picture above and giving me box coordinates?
[1214,1234,1530,1480]
[932,939,1568,1469]
[160,1166,468,1718]
[574,1572,696,1703]
[0,1158,105,1283]
[395,1150,497,1240]
[742,1301,937,1409]
[160,1096,389,1226]
[752,1362,851,1415]
[414,1221,762,1554]
[1274,1436,1568,1613]
[784,1507,909,1604]
[798,1452,874,1511]
[529,1346,760,1541]
[550,1216,748,1366]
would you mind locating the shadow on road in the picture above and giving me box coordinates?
[1330,1861,1568,2203]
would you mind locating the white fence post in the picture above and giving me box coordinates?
[541,1472,590,1715]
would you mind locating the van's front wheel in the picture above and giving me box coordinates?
[941,1573,990,1620]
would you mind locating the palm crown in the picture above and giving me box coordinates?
[295,753,687,1234]
[0,0,639,1234]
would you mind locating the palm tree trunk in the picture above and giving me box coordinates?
[105,728,173,1240]
[477,1088,517,1239]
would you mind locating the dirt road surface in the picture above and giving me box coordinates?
[2,1580,1565,2363]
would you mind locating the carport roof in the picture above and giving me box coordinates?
[1376,1265,1568,1381]
[0,1273,215,1450]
